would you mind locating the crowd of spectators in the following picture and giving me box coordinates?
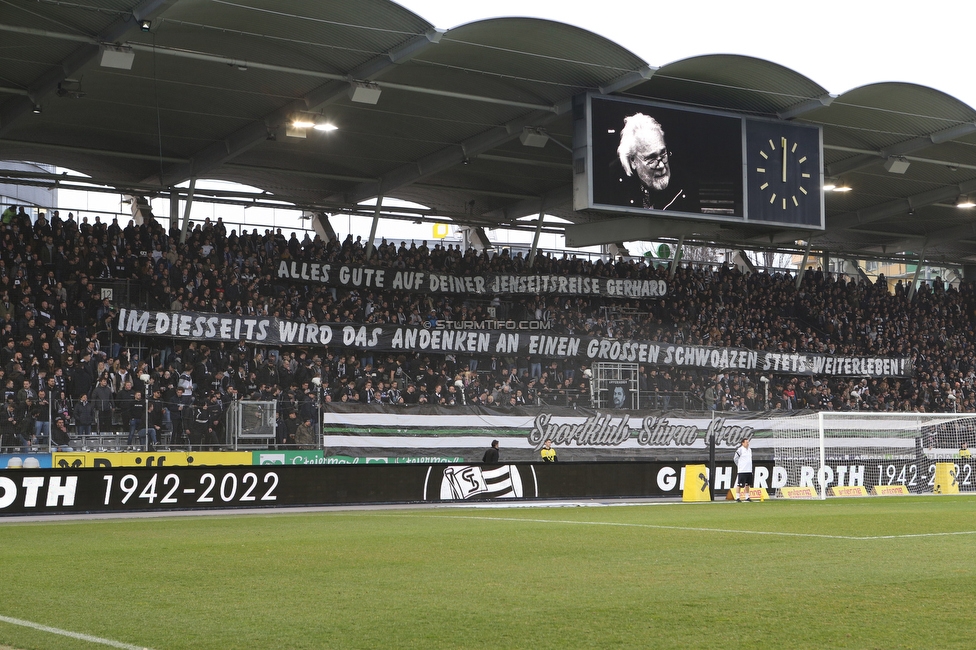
[1,199,976,449]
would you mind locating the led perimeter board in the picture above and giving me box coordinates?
[573,94,824,229]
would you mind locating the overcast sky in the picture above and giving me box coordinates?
[398,0,976,110]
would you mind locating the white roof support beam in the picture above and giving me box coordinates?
[345,109,569,205]
[480,184,573,224]
[526,205,546,268]
[907,244,928,301]
[149,29,444,186]
[741,225,815,245]
[342,66,655,205]
[826,122,976,177]
[598,66,656,95]
[777,93,836,120]
[828,178,976,230]
[308,212,337,243]
[0,0,172,136]
[564,217,717,248]
[0,24,553,114]
[883,221,976,253]
[120,42,554,112]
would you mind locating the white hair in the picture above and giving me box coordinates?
[617,113,665,177]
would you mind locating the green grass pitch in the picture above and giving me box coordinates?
[2,496,975,649]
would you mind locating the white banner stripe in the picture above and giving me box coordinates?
[485,478,513,492]
[322,413,537,427]
[323,434,923,451]
[321,413,971,430]
[0,614,149,649]
[481,465,516,479]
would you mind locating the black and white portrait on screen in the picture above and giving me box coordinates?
[589,96,743,219]
[606,380,631,410]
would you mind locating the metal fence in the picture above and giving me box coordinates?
[226,400,277,450]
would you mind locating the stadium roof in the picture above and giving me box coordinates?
[3,0,976,265]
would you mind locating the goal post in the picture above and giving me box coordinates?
[769,412,976,498]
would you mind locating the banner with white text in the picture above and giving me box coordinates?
[117,308,913,377]
[276,260,668,298]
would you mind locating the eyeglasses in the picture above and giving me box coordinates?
[635,150,670,168]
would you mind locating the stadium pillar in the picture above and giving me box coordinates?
[795,240,812,289]
[365,196,382,260]
[179,178,196,244]
[842,258,869,284]
[310,212,337,243]
[126,194,154,226]
[460,226,493,252]
[527,205,545,268]
[964,265,976,281]
[668,235,684,280]
[731,250,755,274]
[169,189,179,230]
[907,245,927,300]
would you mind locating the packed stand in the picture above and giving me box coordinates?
[0,201,974,451]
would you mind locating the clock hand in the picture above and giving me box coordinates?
[782,137,787,183]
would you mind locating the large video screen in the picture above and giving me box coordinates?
[587,96,744,218]
[575,94,824,229]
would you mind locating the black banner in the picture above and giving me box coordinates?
[276,261,668,298]
[118,308,913,377]
[0,462,747,514]
[3,459,973,514]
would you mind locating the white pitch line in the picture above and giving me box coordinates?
[0,614,149,649]
[405,514,976,541]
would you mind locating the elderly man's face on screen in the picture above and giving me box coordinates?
[619,113,671,192]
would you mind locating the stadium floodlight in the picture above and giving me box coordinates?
[883,156,910,174]
[956,195,976,208]
[99,45,135,70]
[348,81,381,105]
[519,126,549,148]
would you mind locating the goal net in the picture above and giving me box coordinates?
[769,412,976,498]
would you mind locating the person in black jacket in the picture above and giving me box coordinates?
[1,401,25,450]
[18,397,36,446]
[70,357,94,399]
[141,399,163,451]
[51,417,73,451]
[170,386,193,449]
[191,400,210,450]
[90,377,114,434]
[32,389,52,445]
[482,439,499,463]
[202,393,224,451]
[279,410,299,449]
[125,391,145,448]
[73,393,95,440]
